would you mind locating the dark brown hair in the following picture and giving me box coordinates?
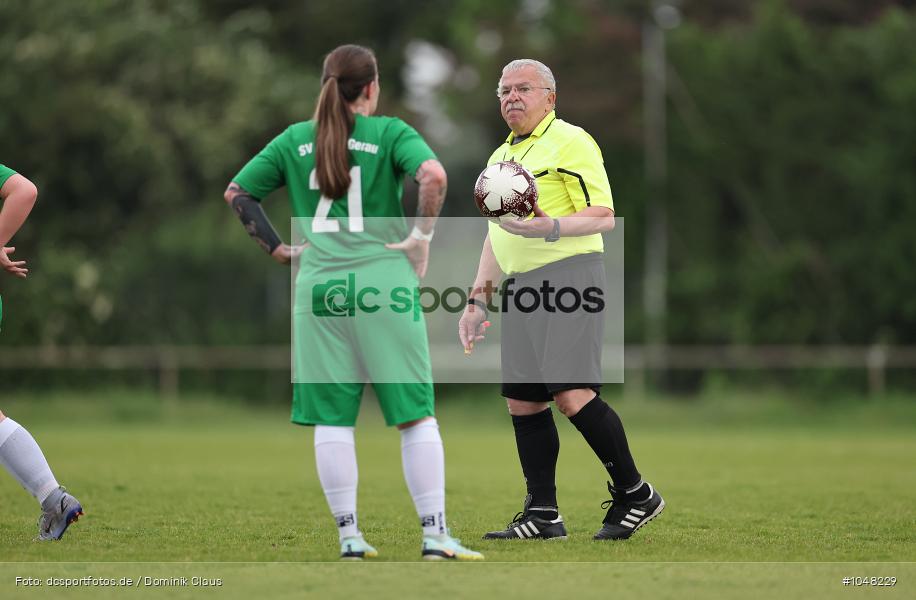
[313,45,377,199]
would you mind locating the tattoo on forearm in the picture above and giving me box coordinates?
[228,186,282,254]
[416,162,446,220]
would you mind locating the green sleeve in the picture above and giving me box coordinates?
[387,119,437,179]
[232,130,289,200]
[0,164,18,189]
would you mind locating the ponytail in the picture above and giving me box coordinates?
[313,45,378,200]
[314,77,354,200]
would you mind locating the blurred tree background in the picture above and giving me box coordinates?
[2,0,915,393]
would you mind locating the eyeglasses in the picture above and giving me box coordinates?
[496,85,554,100]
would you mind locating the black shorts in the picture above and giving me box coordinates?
[500,253,605,402]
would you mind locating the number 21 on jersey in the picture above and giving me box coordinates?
[309,167,364,233]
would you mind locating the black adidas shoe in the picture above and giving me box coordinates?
[483,496,568,540]
[593,481,665,540]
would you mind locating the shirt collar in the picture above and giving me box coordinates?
[505,110,557,144]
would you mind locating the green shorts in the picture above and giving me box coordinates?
[292,382,434,427]
[291,257,435,427]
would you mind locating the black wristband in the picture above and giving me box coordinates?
[231,193,283,254]
[467,297,490,318]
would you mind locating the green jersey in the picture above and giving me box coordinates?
[233,115,436,270]
[0,164,17,189]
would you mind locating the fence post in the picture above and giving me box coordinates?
[866,343,887,398]
[158,348,180,401]
[625,349,646,401]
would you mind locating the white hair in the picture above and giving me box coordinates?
[501,59,556,91]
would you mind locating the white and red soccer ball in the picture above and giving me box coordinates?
[473,160,538,222]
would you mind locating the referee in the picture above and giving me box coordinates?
[458,59,665,541]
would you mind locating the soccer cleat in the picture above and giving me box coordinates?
[340,535,378,560]
[593,481,665,540]
[37,487,83,541]
[422,534,484,561]
[482,495,568,540]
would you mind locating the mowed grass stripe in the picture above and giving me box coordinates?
[1,406,913,564]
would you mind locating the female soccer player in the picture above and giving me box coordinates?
[0,164,84,540]
[224,45,481,561]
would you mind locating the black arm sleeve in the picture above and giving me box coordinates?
[231,193,282,254]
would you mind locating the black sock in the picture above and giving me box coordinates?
[568,396,641,490]
[626,481,651,502]
[511,408,560,511]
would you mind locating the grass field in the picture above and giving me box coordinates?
[0,389,914,598]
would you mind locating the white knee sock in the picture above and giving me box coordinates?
[400,418,446,537]
[0,418,60,505]
[314,425,359,541]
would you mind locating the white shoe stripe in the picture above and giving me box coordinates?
[528,522,540,535]
[620,520,635,528]
[624,514,640,523]
[631,508,646,516]
[514,526,526,538]
[519,523,531,537]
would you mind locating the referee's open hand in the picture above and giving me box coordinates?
[498,203,554,238]
[458,306,490,355]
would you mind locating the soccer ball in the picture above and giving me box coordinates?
[473,160,538,222]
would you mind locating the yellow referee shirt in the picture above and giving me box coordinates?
[486,111,614,274]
